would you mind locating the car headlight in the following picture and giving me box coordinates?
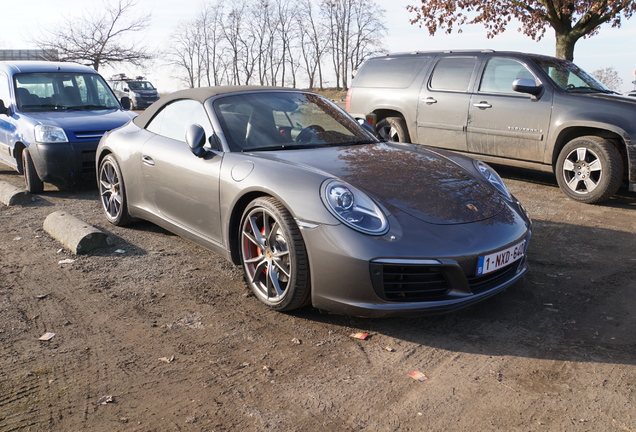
[474,160,511,199]
[35,125,68,143]
[321,179,388,235]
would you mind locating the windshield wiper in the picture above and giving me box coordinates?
[245,140,378,152]
[63,105,113,110]
[566,86,613,94]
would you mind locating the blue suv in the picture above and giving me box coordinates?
[0,61,136,192]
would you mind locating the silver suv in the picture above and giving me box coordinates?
[346,50,636,203]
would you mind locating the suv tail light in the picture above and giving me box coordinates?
[345,87,353,112]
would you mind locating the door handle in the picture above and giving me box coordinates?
[473,102,492,109]
[142,155,155,166]
[422,97,437,105]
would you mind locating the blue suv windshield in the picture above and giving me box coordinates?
[14,72,121,111]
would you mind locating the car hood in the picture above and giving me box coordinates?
[252,143,504,225]
[24,109,136,133]
[570,92,636,107]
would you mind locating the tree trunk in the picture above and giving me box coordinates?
[554,32,578,62]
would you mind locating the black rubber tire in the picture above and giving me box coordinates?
[98,154,133,226]
[22,149,44,193]
[239,197,311,311]
[555,136,623,204]
[376,117,410,143]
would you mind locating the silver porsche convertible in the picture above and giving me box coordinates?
[96,86,532,317]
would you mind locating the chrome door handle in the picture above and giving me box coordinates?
[142,155,155,166]
[473,102,492,109]
[422,97,437,105]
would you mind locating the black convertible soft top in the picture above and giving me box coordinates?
[132,85,293,129]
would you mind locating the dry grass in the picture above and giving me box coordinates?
[309,87,348,101]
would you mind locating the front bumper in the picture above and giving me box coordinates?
[132,96,158,109]
[28,140,99,185]
[301,204,532,318]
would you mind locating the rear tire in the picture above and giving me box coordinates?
[98,154,132,226]
[555,136,622,204]
[22,149,44,193]
[376,117,410,143]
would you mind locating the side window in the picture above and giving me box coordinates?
[354,57,429,88]
[429,57,477,92]
[480,58,537,94]
[146,99,212,142]
[0,72,10,104]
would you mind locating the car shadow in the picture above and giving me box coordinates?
[494,164,636,209]
[290,218,636,366]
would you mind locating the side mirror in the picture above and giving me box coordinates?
[0,99,9,116]
[186,124,207,157]
[120,96,131,110]
[356,118,375,135]
[512,78,543,97]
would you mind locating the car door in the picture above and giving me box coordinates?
[416,55,479,151]
[467,56,553,162]
[142,98,224,243]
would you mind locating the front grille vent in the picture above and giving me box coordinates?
[370,259,523,302]
[371,263,449,301]
[75,130,106,140]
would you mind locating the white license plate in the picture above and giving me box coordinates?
[476,240,526,276]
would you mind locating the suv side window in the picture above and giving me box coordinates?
[429,57,476,92]
[479,58,537,94]
[355,57,428,88]
[146,99,212,142]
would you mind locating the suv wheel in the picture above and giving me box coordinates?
[376,117,410,143]
[555,136,623,203]
[22,149,44,193]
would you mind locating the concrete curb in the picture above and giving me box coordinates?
[0,181,34,206]
[43,211,113,254]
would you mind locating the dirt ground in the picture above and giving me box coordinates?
[0,163,634,432]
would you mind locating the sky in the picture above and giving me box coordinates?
[2,0,636,93]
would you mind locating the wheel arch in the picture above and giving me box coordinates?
[13,141,26,174]
[551,126,627,179]
[371,109,414,141]
[227,190,274,265]
[96,148,113,169]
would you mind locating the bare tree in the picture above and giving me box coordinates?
[166,21,205,88]
[407,0,636,62]
[167,0,386,89]
[199,2,228,86]
[296,0,330,89]
[31,0,152,71]
[275,0,299,87]
[250,0,277,85]
[592,66,624,92]
[323,0,386,89]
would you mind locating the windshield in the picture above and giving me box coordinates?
[128,81,155,90]
[214,91,377,152]
[533,57,613,93]
[14,72,121,111]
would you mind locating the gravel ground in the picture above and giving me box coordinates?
[0,163,634,432]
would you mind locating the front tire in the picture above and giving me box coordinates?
[98,154,132,226]
[376,117,410,143]
[22,149,44,193]
[555,136,622,204]
[239,197,311,311]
